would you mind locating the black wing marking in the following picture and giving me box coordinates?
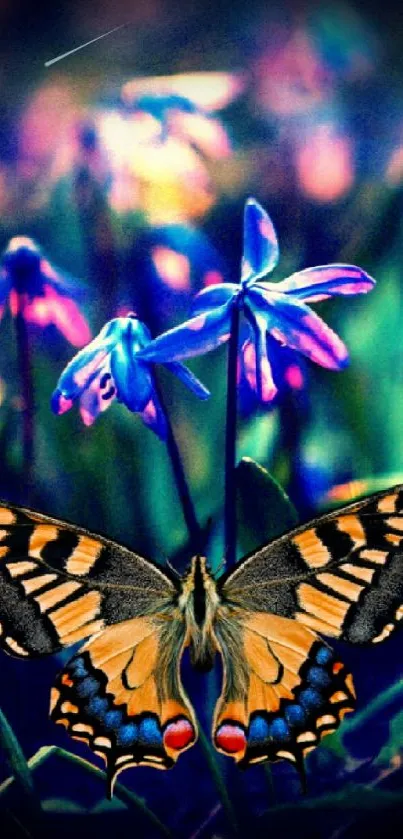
[0,502,177,657]
[220,485,403,644]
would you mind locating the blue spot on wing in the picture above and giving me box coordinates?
[104,709,124,731]
[299,687,323,710]
[315,646,332,666]
[76,676,99,699]
[138,717,163,747]
[285,703,306,727]
[248,715,271,745]
[307,666,331,689]
[70,657,88,679]
[268,718,290,741]
[117,723,138,747]
[86,696,109,719]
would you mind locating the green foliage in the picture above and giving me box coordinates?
[0,707,36,807]
[236,456,299,554]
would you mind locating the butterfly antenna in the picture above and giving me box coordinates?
[166,558,181,578]
[213,557,226,578]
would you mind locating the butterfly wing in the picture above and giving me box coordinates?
[220,485,403,645]
[213,485,403,768]
[0,503,198,788]
[51,616,197,795]
[213,612,354,769]
[0,502,177,657]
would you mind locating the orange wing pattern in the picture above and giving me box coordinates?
[213,611,355,770]
[51,616,197,795]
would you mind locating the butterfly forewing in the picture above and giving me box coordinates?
[0,503,177,657]
[220,485,403,645]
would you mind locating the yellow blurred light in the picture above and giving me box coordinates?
[122,72,245,111]
[151,247,191,291]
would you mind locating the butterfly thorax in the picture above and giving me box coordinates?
[179,556,220,671]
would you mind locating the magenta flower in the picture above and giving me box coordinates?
[51,314,209,440]
[1,237,91,347]
[137,199,375,401]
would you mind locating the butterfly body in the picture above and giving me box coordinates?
[0,487,403,794]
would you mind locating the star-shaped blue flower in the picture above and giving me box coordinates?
[138,199,375,401]
[51,314,209,440]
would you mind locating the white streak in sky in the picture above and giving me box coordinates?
[45,23,128,67]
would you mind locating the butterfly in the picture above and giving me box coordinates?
[0,486,403,797]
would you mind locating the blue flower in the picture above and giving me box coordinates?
[51,315,209,440]
[137,199,375,402]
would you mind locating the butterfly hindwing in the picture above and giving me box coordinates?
[220,485,403,646]
[51,616,197,794]
[213,611,355,769]
[0,503,177,657]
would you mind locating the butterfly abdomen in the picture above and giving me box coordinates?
[180,557,221,672]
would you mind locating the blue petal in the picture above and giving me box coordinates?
[191,283,239,316]
[140,388,168,440]
[242,198,279,287]
[51,319,124,408]
[137,300,234,362]
[126,315,153,351]
[110,341,152,412]
[247,287,349,370]
[163,361,210,399]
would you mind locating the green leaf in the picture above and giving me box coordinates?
[236,457,298,554]
[41,798,85,813]
[0,706,37,806]
[375,708,403,767]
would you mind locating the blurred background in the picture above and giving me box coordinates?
[1,0,403,836]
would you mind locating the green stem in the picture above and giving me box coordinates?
[14,311,34,502]
[154,375,201,552]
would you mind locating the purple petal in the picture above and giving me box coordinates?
[79,363,117,426]
[191,283,238,316]
[271,264,375,302]
[242,198,279,286]
[247,288,349,370]
[241,335,277,402]
[137,301,234,362]
[243,309,277,402]
[140,392,168,440]
[163,361,210,399]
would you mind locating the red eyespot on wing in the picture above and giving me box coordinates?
[163,718,195,750]
[215,724,246,753]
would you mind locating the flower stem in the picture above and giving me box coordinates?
[154,378,201,551]
[225,302,240,568]
[14,310,34,502]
